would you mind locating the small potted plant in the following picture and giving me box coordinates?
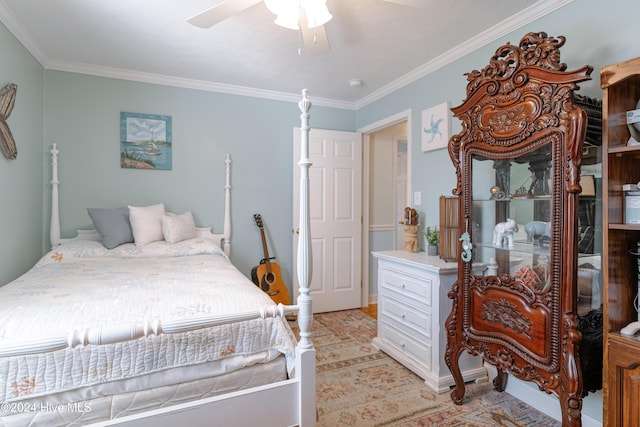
[425,226,439,256]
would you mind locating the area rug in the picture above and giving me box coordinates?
[291,309,561,427]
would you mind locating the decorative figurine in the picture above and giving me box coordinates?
[524,221,551,243]
[493,218,517,248]
[512,185,530,199]
[459,231,471,262]
[403,207,419,253]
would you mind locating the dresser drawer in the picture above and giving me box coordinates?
[380,295,431,338]
[380,320,432,369]
[381,266,433,307]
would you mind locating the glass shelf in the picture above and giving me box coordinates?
[474,239,550,256]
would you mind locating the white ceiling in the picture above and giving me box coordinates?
[0,0,572,108]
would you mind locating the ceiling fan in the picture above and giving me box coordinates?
[188,0,428,56]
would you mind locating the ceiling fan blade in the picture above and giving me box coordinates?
[300,24,330,56]
[381,0,430,7]
[188,0,262,28]
[298,10,330,57]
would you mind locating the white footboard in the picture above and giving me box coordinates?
[93,380,305,427]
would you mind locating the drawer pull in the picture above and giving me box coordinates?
[401,312,406,319]
[401,341,406,348]
[401,282,406,289]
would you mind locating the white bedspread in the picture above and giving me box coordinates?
[0,239,296,404]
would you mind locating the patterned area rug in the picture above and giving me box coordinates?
[291,309,561,427]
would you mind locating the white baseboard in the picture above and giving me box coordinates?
[368,294,377,306]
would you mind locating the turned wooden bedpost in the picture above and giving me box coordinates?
[222,154,231,257]
[297,88,316,426]
[297,89,313,348]
[50,143,61,248]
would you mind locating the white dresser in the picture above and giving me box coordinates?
[371,250,487,392]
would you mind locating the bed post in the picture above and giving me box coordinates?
[50,143,61,248]
[222,154,231,256]
[296,89,316,426]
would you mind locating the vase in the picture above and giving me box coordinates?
[427,244,438,256]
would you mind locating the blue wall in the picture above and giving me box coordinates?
[42,71,355,282]
[0,22,44,284]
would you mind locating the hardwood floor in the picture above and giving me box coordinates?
[359,304,377,319]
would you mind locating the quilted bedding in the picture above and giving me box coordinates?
[0,239,296,405]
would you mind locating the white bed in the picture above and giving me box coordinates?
[0,90,316,427]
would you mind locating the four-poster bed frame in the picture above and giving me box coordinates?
[2,90,316,427]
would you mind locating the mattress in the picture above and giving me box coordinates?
[0,239,296,411]
[0,356,286,426]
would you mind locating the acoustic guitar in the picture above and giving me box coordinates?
[251,214,291,305]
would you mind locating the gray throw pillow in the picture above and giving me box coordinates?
[87,207,134,249]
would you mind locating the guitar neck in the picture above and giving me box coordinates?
[259,228,272,272]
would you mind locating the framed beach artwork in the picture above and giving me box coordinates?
[421,102,450,152]
[120,112,172,170]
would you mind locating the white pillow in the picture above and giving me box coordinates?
[128,203,166,245]
[162,211,197,244]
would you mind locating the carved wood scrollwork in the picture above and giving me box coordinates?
[482,298,532,338]
[444,32,593,427]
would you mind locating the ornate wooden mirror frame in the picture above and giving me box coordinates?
[444,32,593,426]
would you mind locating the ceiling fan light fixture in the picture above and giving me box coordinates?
[265,0,332,30]
[265,0,298,28]
[303,0,332,28]
[274,10,301,29]
[264,0,289,15]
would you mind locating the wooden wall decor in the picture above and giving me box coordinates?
[444,32,593,426]
[0,83,17,160]
[439,195,458,261]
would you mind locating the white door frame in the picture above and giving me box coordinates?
[358,109,412,306]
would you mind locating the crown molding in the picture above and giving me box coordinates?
[0,0,573,111]
[353,0,575,110]
[44,59,355,110]
[0,0,48,65]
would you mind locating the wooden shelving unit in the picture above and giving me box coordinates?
[601,56,640,427]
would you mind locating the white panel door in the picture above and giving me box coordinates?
[293,128,362,313]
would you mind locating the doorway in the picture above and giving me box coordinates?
[292,111,412,312]
[360,110,412,306]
